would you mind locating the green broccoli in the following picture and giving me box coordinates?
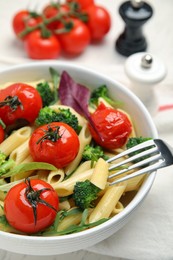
[126,137,153,162]
[36,67,60,106]
[82,144,109,166]
[35,106,81,133]
[0,151,15,176]
[73,180,101,210]
[0,152,6,166]
[36,81,56,107]
[89,85,119,107]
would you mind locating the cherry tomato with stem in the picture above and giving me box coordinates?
[66,0,94,10]
[12,10,42,40]
[4,178,59,234]
[24,30,61,59]
[29,122,80,168]
[56,18,91,55]
[85,5,111,41]
[0,83,42,126]
[88,102,132,150]
[43,4,69,31]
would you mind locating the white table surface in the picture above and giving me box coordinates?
[0,0,173,259]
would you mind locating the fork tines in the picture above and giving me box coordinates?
[107,139,163,185]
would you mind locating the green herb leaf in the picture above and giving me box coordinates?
[49,67,60,104]
[1,162,57,178]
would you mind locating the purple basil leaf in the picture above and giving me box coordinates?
[59,71,102,139]
[59,70,90,116]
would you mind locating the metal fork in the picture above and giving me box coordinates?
[107,139,173,186]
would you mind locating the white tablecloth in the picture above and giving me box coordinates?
[0,0,173,259]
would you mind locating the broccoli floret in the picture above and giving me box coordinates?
[36,81,56,107]
[89,85,119,107]
[82,144,109,166]
[126,137,152,162]
[73,180,101,210]
[0,152,6,166]
[0,151,15,176]
[35,107,81,133]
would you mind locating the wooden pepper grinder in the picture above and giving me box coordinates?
[124,52,167,115]
[116,0,153,57]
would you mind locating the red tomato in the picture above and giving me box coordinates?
[43,4,69,31]
[88,103,132,149]
[67,0,94,10]
[0,124,5,144]
[24,30,61,59]
[0,83,42,126]
[4,178,59,234]
[12,10,42,40]
[56,18,91,55]
[29,122,80,168]
[85,5,111,41]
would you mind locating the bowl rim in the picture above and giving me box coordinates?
[0,61,158,241]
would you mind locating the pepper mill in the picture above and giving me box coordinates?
[124,52,167,115]
[116,0,153,57]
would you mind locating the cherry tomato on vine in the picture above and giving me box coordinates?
[0,83,42,126]
[56,18,91,55]
[4,178,59,234]
[24,30,61,59]
[85,5,111,41]
[67,0,94,10]
[43,4,69,31]
[12,10,42,40]
[88,103,132,150]
[0,124,5,144]
[29,122,80,168]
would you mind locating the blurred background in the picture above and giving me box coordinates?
[0,0,172,78]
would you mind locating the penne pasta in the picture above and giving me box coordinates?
[90,158,109,190]
[47,169,65,185]
[65,123,92,175]
[89,182,127,223]
[9,139,30,165]
[125,174,146,192]
[59,200,71,211]
[72,160,93,177]
[0,201,4,216]
[52,169,93,197]
[57,209,82,231]
[0,127,32,156]
[112,201,124,215]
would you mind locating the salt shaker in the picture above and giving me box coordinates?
[124,52,167,115]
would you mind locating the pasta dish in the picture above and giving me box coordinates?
[0,68,148,236]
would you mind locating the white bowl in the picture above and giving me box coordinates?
[0,61,158,255]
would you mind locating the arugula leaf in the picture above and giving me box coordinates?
[49,67,60,104]
[42,208,109,236]
[1,162,57,178]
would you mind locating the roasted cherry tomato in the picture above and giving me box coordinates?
[0,123,5,144]
[4,178,59,234]
[24,30,61,59]
[67,0,94,10]
[85,5,111,41]
[12,10,42,40]
[43,4,69,31]
[88,103,132,149]
[0,83,42,126]
[56,18,91,55]
[29,122,80,168]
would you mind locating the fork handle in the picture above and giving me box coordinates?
[155,139,173,158]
